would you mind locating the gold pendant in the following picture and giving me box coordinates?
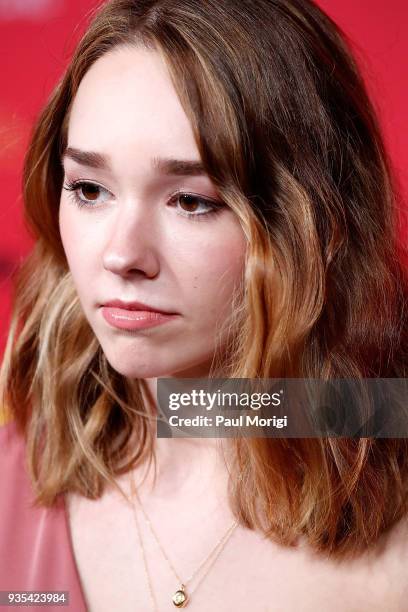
[172,585,188,608]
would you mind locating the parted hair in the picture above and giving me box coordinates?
[1,0,408,560]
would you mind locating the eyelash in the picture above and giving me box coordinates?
[62,179,224,221]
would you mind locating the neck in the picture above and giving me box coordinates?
[135,377,230,498]
[142,376,220,448]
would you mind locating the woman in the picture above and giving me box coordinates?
[1,0,408,610]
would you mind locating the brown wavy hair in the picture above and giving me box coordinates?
[1,0,408,560]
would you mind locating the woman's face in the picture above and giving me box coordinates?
[59,45,246,379]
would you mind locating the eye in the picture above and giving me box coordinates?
[62,180,111,207]
[169,192,224,219]
[62,180,225,219]
[76,182,100,201]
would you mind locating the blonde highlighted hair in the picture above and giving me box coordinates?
[1,0,408,560]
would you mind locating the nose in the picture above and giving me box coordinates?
[102,198,160,278]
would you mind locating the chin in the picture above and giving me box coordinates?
[97,335,214,379]
[103,352,212,380]
[104,359,163,379]
[100,352,173,379]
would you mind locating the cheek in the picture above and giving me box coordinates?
[175,228,246,317]
[59,203,99,293]
[59,200,84,258]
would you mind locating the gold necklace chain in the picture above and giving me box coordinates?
[132,495,160,612]
[128,470,238,609]
[134,483,238,587]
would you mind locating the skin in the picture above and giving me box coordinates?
[59,44,247,385]
[57,41,248,469]
[60,45,408,612]
[59,45,249,609]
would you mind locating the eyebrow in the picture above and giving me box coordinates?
[61,146,207,177]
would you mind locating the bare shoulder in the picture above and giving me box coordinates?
[368,514,408,606]
[66,480,408,612]
[296,515,408,612]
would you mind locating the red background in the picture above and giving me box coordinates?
[0,0,407,353]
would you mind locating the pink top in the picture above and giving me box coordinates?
[0,419,88,611]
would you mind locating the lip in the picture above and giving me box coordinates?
[100,300,179,331]
[101,299,176,314]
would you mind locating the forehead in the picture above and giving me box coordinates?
[66,45,199,161]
